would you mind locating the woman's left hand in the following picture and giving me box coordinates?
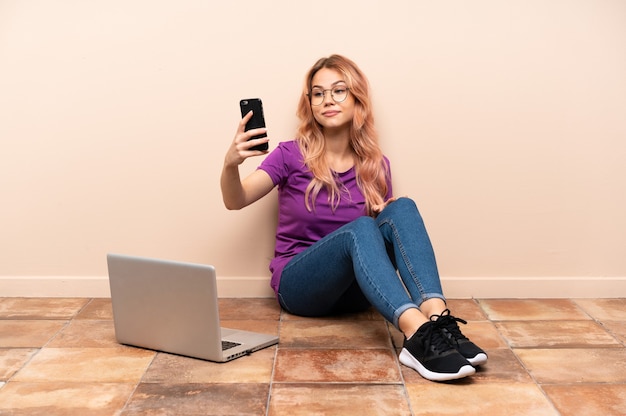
[372,197,399,216]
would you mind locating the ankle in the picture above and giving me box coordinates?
[420,298,448,319]
[428,308,451,321]
[398,308,428,339]
[405,320,430,340]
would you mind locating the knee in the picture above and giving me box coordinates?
[348,216,380,239]
[393,197,416,210]
[351,216,378,232]
[390,196,416,207]
[385,197,420,216]
[354,215,377,226]
[376,197,426,226]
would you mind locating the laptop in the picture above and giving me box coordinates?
[106,253,279,362]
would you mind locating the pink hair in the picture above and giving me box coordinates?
[295,55,390,216]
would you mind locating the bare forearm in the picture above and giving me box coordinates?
[221,111,273,210]
[220,163,246,210]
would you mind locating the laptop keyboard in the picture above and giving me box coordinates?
[222,340,241,351]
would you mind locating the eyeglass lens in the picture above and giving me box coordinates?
[310,86,348,106]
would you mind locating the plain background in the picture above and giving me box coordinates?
[1,0,625,295]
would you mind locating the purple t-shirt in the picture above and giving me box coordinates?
[258,140,393,294]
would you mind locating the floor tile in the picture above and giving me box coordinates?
[218,298,281,321]
[479,299,589,321]
[0,349,38,380]
[269,384,410,416]
[602,320,626,345]
[12,347,155,383]
[122,383,270,416]
[387,323,404,350]
[405,382,559,415]
[0,298,89,319]
[574,298,626,321]
[46,320,119,348]
[496,320,621,348]
[0,320,67,348]
[515,348,626,383]
[220,319,279,336]
[143,348,275,383]
[273,349,400,383]
[469,349,534,383]
[279,319,391,349]
[461,320,509,350]
[75,298,114,320]
[0,382,135,416]
[446,298,488,320]
[281,307,384,321]
[542,384,626,416]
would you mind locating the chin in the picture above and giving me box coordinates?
[322,120,350,130]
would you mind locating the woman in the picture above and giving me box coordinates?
[221,54,486,381]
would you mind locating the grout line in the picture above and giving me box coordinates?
[572,299,626,348]
[118,353,158,415]
[74,298,93,319]
[385,320,416,416]
[265,307,284,416]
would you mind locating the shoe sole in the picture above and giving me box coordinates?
[467,353,488,366]
[399,349,476,382]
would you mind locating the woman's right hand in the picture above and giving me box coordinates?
[220,111,274,210]
[224,111,269,167]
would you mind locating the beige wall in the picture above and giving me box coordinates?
[1,0,625,297]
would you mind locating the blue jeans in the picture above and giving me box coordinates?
[277,197,445,329]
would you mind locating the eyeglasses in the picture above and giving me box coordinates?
[308,86,350,106]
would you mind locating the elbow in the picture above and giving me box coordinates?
[223,199,244,211]
[221,191,245,210]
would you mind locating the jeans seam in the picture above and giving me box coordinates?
[379,217,428,303]
[349,227,404,326]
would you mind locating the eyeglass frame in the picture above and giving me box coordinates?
[307,85,351,106]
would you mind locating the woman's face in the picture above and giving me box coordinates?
[309,68,355,132]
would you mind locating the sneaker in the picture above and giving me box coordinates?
[399,320,475,381]
[434,309,488,366]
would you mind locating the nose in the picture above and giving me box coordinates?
[323,90,336,105]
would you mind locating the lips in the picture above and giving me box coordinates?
[322,110,340,117]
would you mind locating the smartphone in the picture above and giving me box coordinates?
[239,98,268,151]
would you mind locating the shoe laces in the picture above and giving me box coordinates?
[418,316,457,355]
[431,309,469,344]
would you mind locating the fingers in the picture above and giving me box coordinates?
[385,197,398,205]
[236,111,268,146]
[241,138,270,155]
[371,203,386,213]
[238,110,254,132]
[236,128,269,151]
[225,116,269,167]
[371,197,400,215]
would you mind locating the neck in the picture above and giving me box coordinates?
[323,127,354,172]
[323,125,350,153]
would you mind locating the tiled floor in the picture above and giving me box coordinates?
[1,298,626,415]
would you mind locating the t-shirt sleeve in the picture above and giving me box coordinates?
[257,142,291,187]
